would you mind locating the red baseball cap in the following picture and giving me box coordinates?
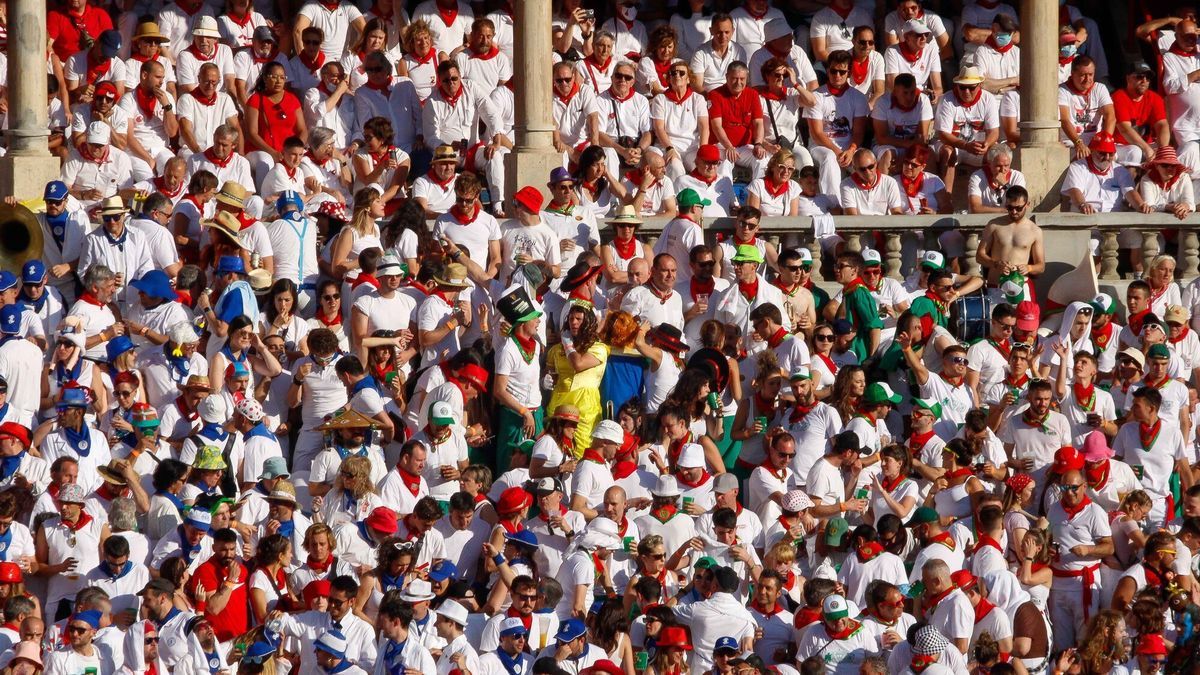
[1089,131,1117,154]
[1052,446,1085,474]
[696,144,721,164]
[496,486,533,515]
[950,569,977,590]
[365,506,399,534]
[0,422,30,448]
[1016,300,1040,332]
[1137,633,1169,656]
[513,186,544,214]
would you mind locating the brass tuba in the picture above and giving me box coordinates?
[0,202,43,271]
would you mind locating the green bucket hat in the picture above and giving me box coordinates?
[193,445,228,471]
[731,244,765,265]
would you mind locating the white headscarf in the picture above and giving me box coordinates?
[983,569,1032,622]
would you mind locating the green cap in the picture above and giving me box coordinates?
[824,517,850,546]
[694,555,718,570]
[864,382,902,406]
[1090,293,1116,315]
[912,398,943,417]
[515,439,536,455]
[731,244,765,264]
[789,366,812,381]
[1148,343,1171,360]
[677,188,712,209]
[999,270,1026,305]
[910,506,939,525]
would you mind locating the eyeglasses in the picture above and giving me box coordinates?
[815,334,835,342]
[1132,73,1150,80]
[776,166,795,173]
[995,321,1015,331]
[857,40,874,46]
[555,77,574,84]
[442,76,461,82]
[771,72,787,78]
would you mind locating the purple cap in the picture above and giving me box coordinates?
[549,167,575,184]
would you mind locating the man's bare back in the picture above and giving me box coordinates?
[977,215,1045,285]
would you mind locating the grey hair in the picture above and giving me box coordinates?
[985,143,1012,163]
[922,557,951,581]
[308,126,336,150]
[108,497,138,532]
[82,264,115,288]
[728,60,750,75]
[214,123,240,142]
[594,30,616,46]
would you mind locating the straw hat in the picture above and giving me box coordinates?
[133,22,169,43]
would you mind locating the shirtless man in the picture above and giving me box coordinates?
[975,185,1045,304]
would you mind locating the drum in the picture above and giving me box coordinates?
[950,294,992,344]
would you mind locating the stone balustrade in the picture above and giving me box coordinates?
[612,212,1200,287]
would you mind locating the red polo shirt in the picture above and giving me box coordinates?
[47,4,114,62]
[707,84,764,148]
[188,558,249,642]
[1111,88,1166,145]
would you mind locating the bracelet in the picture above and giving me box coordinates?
[492,553,506,566]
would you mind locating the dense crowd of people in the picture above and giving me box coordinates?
[1,0,1200,674]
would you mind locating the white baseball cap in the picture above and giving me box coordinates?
[86,121,111,146]
[677,443,705,469]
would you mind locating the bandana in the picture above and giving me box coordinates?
[298,49,326,73]
[1073,380,1096,411]
[1139,419,1162,451]
[856,541,885,562]
[62,423,92,456]
[850,55,870,85]
[1060,493,1093,519]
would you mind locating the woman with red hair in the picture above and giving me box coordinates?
[897,144,951,215]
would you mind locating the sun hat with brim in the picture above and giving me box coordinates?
[0,272,15,294]
[314,630,348,659]
[432,145,458,163]
[433,263,470,289]
[184,374,212,391]
[864,382,902,406]
[193,15,221,38]
[0,422,30,448]
[242,641,275,665]
[9,641,41,667]
[207,212,249,250]
[193,445,228,471]
[253,25,276,43]
[513,185,544,213]
[561,262,603,293]
[677,443,705,469]
[439,599,469,626]
[268,486,297,505]
[694,555,718,570]
[651,474,681,498]
[365,506,399,534]
[656,626,692,650]
[58,483,87,504]
[258,456,290,480]
[455,363,489,392]
[496,286,543,325]
[504,529,538,550]
[714,636,740,655]
[1146,146,1188,171]
[496,487,533,514]
[1148,343,1171,360]
[952,66,984,85]
[315,407,377,432]
[731,244,765,265]
[133,21,169,42]
[86,121,111,145]
[688,347,731,391]
[606,204,643,227]
[216,181,249,209]
[429,401,456,427]
[577,517,621,550]
[781,489,814,513]
[98,461,130,486]
[910,506,939,525]
[591,419,624,444]
[551,404,582,423]
[317,200,348,222]
[399,579,435,602]
[822,594,850,620]
[1119,347,1146,369]
[582,660,624,675]
[99,196,128,216]
[1081,431,1113,463]
[647,324,688,354]
[106,335,136,363]
[677,188,712,209]
[130,269,177,302]
[902,18,933,35]
[0,306,17,336]
[1167,305,1190,326]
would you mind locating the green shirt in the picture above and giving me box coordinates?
[844,285,882,362]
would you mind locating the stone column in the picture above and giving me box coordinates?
[503,0,563,206]
[0,0,61,200]
[1014,0,1069,210]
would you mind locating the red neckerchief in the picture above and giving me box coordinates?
[440,83,465,107]
[651,503,678,523]
[1145,562,1173,591]
[983,164,1010,191]
[850,55,870,85]
[850,170,879,190]
[614,434,639,479]
[738,277,760,301]
[235,212,257,231]
[957,86,983,108]
[945,467,974,481]
[555,80,580,105]
[611,235,638,260]
[676,468,711,489]
[688,169,718,187]
[758,456,787,481]
[130,52,154,64]
[975,535,1003,555]
[1086,460,1110,489]
[1085,156,1110,176]
[973,597,998,624]
[829,2,852,19]
[788,398,815,423]
[537,503,569,522]
[898,42,923,64]
[880,473,906,493]
[644,281,673,305]
[1151,167,1186,191]
[1091,322,1114,351]
[252,48,280,65]
[1170,42,1198,57]
[666,431,692,468]
[298,49,325,73]
[585,55,612,93]
[86,53,112,84]
[1139,419,1163,451]
[923,289,949,316]
[1059,53,1076,66]
[450,202,480,225]
[84,145,111,165]
[1060,494,1093,519]
[1073,380,1096,411]
[754,392,777,419]
[190,86,218,106]
[186,44,217,62]
[986,34,1016,54]
[842,276,868,296]
[435,1,459,26]
[909,429,935,453]
[794,607,822,629]
[751,600,785,617]
[60,512,94,532]
[652,59,671,87]
[505,606,533,630]
[78,292,104,307]
[227,11,253,27]
[350,273,379,290]
[815,352,838,376]
[203,147,234,168]
[941,371,964,388]
[900,172,925,198]
[470,45,500,61]
[762,176,790,199]
[771,278,799,297]
[426,169,456,191]
[396,466,422,496]
[363,76,393,93]
[412,47,438,66]
[174,397,198,423]
[307,554,334,573]
[826,619,862,640]
[663,87,692,104]
[826,83,849,97]
[498,518,523,535]
[1005,370,1029,388]
[512,331,537,355]
[1171,326,1192,345]
[1129,309,1150,335]
[153,176,183,199]
[766,327,790,350]
[281,163,301,182]
[923,585,957,617]
[857,541,885,562]
[758,83,786,102]
[928,531,955,550]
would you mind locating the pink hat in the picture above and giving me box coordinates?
[9,641,41,667]
[1015,300,1040,331]
[1081,431,1113,463]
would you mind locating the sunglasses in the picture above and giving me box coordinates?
[858,40,874,46]
[785,265,804,272]
[1005,203,1027,211]
[68,625,90,634]
[613,74,634,81]
[950,356,968,365]
[102,213,124,221]
[856,164,876,172]
[441,76,461,82]
[555,77,574,84]
[322,294,340,301]
[1059,484,1083,493]
[777,452,796,458]
[815,334,835,342]
[669,70,689,77]
[829,69,849,75]
[145,636,160,644]
[365,67,386,74]
[644,553,666,560]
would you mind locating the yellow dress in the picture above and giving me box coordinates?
[546,342,609,454]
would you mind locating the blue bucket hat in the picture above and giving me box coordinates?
[0,305,20,335]
[130,270,176,302]
[44,181,68,201]
[106,335,136,362]
[216,255,246,275]
[57,388,89,409]
[0,272,17,293]
[21,260,46,285]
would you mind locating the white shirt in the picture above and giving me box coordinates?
[175,44,236,92]
[176,91,239,153]
[650,88,708,153]
[1060,159,1134,213]
[883,44,941,92]
[934,89,1000,146]
[1058,82,1114,142]
[1163,48,1200,143]
[689,42,748,93]
[297,2,364,60]
[805,85,869,152]
[839,174,904,214]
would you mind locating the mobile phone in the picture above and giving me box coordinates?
[583,9,595,19]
